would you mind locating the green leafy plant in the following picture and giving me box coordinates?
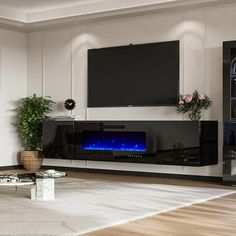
[14,94,55,151]
[176,90,212,120]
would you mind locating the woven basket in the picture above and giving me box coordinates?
[21,151,43,172]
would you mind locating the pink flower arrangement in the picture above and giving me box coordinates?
[177,90,212,120]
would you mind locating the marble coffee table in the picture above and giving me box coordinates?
[31,178,55,201]
[0,181,34,190]
[0,180,53,200]
[31,171,66,201]
[0,179,56,201]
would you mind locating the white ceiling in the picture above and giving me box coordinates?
[0,0,178,23]
[0,0,233,29]
[0,0,104,13]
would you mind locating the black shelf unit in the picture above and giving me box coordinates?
[42,120,218,167]
[223,40,236,184]
[223,41,236,122]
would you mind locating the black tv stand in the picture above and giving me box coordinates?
[42,120,218,167]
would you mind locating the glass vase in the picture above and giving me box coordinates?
[189,109,201,121]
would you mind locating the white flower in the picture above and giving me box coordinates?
[179,100,184,105]
[185,94,193,103]
[198,94,205,100]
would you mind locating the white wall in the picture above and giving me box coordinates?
[0,29,27,166]
[27,4,235,176]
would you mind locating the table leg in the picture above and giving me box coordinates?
[32,179,55,201]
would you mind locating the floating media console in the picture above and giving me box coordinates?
[42,120,218,167]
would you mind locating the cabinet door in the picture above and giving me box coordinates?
[42,121,74,159]
[223,45,231,122]
[223,41,236,122]
[200,121,218,165]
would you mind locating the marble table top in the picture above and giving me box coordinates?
[0,182,34,186]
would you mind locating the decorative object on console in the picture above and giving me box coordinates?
[64,98,76,117]
[14,94,55,171]
[176,90,212,120]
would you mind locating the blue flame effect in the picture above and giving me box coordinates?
[82,131,146,152]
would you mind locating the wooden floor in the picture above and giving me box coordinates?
[69,171,236,236]
[84,193,236,236]
[1,169,236,236]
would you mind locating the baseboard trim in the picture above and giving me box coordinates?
[42,165,222,182]
[0,165,223,182]
[0,165,23,170]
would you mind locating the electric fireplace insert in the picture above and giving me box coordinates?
[81,131,146,152]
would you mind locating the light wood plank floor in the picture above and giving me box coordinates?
[1,169,236,236]
[84,192,236,236]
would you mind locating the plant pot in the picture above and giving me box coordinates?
[21,150,43,172]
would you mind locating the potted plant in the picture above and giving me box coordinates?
[177,90,212,120]
[14,94,54,171]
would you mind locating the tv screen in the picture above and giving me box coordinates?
[88,40,179,107]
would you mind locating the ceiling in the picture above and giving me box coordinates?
[0,0,233,30]
[0,0,103,13]
[0,0,178,22]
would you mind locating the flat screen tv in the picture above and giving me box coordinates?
[88,40,179,107]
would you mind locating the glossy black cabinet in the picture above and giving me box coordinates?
[42,120,218,167]
[223,41,236,122]
[42,121,74,159]
[223,122,236,184]
[223,40,236,184]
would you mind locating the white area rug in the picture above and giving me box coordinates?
[0,177,234,236]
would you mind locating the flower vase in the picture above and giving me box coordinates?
[189,109,201,121]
